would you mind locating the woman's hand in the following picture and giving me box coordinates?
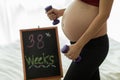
[46,8,65,20]
[65,44,82,60]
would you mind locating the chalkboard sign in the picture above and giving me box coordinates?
[20,27,63,80]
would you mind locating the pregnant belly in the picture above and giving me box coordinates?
[62,0,99,41]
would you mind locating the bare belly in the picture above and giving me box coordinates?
[62,0,107,41]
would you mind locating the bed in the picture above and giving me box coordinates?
[0,37,120,80]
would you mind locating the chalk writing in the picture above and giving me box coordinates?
[27,34,44,49]
[37,34,44,49]
[27,34,35,48]
[20,27,62,79]
[45,32,51,37]
[25,53,56,69]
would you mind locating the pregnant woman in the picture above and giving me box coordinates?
[46,0,114,80]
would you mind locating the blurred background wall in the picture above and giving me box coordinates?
[0,0,120,45]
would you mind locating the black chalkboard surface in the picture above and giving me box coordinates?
[20,27,63,80]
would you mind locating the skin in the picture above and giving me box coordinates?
[46,0,114,60]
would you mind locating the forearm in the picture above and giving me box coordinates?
[58,9,65,17]
[74,14,109,49]
[74,0,113,49]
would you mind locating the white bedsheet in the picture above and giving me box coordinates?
[0,41,23,80]
[100,38,120,80]
[0,38,120,80]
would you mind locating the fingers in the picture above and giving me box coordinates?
[47,13,57,20]
[65,51,79,60]
[65,53,75,60]
[46,9,57,20]
[65,54,72,59]
[46,8,54,14]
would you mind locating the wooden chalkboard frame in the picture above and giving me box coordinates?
[20,27,63,80]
